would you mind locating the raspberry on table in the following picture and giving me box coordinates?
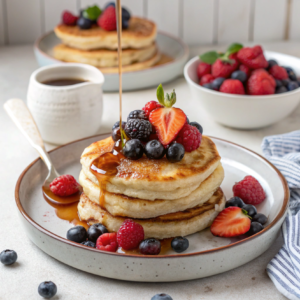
[197,62,211,78]
[211,54,239,78]
[233,175,266,205]
[98,6,116,31]
[96,233,118,252]
[200,74,214,86]
[117,219,144,250]
[237,46,268,69]
[247,69,275,95]
[142,101,163,118]
[175,123,202,152]
[50,174,80,197]
[62,11,78,26]
[269,65,288,80]
[220,79,245,95]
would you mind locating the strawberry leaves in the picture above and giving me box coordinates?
[200,43,243,65]
[156,84,176,107]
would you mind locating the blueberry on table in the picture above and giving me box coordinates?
[145,140,165,159]
[93,223,109,235]
[252,213,268,225]
[151,294,173,300]
[189,122,203,134]
[81,241,96,248]
[171,236,189,253]
[77,17,92,30]
[287,81,299,91]
[0,250,17,265]
[276,86,287,94]
[225,197,245,208]
[67,226,87,243]
[267,59,278,68]
[242,204,257,218]
[112,121,126,131]
[87,225,103,243]
[166,143,185,163]
[123,139,144,160]
[211,77,225,90]
[38,281,57,299]
[231,70,247,83]
[139,238,161,255]
[248,222,264,236]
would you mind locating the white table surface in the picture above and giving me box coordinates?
[2,42,300,300]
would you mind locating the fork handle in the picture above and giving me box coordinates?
[4,98,58,176]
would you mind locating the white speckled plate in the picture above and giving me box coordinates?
[16,134,289,282]
[34,31,189,92]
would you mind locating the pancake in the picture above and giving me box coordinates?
[78,188,226,239]
[79,163,224,218]
[81,135,221,200]
[53,43,158,68]
[54,17,156,50]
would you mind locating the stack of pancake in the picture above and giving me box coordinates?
[53,17,159,73]
[78,135,225,239]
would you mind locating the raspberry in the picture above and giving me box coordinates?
[237,46,268,69]
[62,11,78,26]
[212,54,239,78]
[96,233,118,252]
[175,124,202,152]
[142,101,163,118]
[197,62,211,78]
[269,65,288,80]
[117,220,144,250]
[50,175,80,197]
[220,79,245,95]
[247,69,275,95]
[98,6,116,31]
[200,74,214,86]
[232,175,266,205]
[239,64,251,78]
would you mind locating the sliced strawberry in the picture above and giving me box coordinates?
[149,107,186,146]
[210,207,251,237]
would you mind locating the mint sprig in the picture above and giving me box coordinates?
[156,84,176,108]
[199,43,243,65]
[83,5,102,21]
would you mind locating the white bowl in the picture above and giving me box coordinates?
[184,51,300,129]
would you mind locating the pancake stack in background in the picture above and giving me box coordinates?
[53,3,160,74]
[78,136,226,239]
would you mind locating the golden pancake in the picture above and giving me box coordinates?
[54,17,157,50]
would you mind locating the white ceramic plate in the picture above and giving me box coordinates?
[16,134,289,282]
[34,31,189,92]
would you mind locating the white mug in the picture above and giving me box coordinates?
[27,63,104,145]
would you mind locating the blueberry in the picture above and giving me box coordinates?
[123,139,144,160]
[0,250,17,265]
[288,71,297,81]
[151,293,173,300]
[231,70,247,83]
[38,281,57,299]
[77,17,92,30]
[242,204,257,218]
[151,294,173,300]
[211,77,225,90]
[203,83,214,90]
[112,121,126,131]
[281,79,290,87]
[166,143,185,163]
[145,140,165,159]
[87,225,102,243]
[112,127,123,142]
[67,226,87,243]
[81,240,96,247]
[276,86,288,94]
[252,213,268,225]
[122,7,131,20]
[139,238,161,255]
[284,66,294,73]
[122,18,129,29]
[225,197,245,208]
[275,79,282,88]
[189,122,203,134]
[267,59,278,68]
[287,81,299,91]
[93,223,109,235]
[298,80,300,87]
[171,236,189,253]
[104,2,115,9]
[248,222,263,236]
[186,117,190,124]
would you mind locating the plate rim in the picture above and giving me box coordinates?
[15,134,289,259]
[34,30,190,75]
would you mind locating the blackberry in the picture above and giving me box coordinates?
[127,110,147,121]
[125,119,152,140]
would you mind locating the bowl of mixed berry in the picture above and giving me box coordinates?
[184,43,300,129]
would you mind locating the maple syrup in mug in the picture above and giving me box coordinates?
[42,78,87,86]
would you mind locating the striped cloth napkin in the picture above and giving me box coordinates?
[262,130,300,300]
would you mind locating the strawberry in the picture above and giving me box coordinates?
[98,6,116,31]
[210,207,251,237]
[149,84,186,146]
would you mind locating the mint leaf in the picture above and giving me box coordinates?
[83,5,102,21]
[156,84,165,106]
[226,43,243,55]
[199,51,220,64]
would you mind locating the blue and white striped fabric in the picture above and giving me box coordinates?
[262,130,300,300]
